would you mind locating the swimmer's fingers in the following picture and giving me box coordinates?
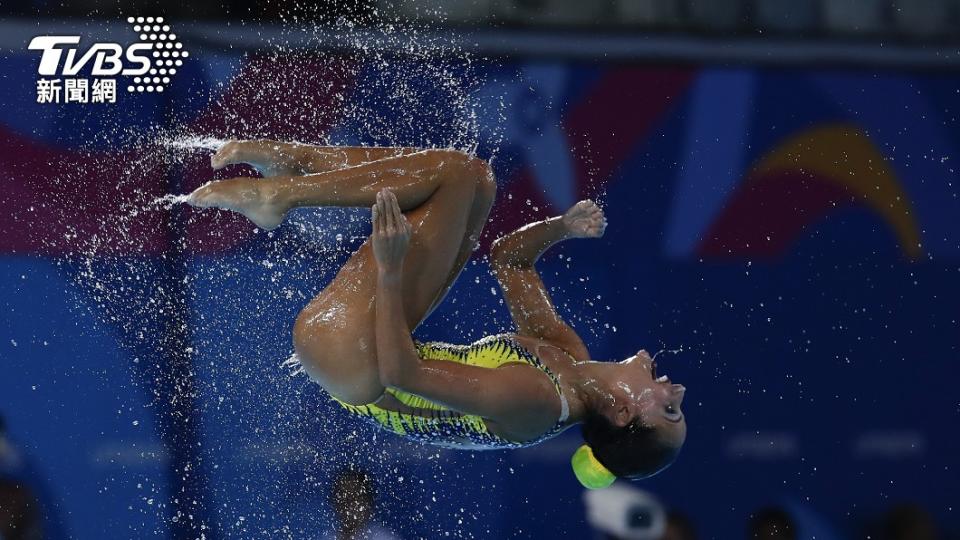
[562,199,607,238]
[386,190,409,235]
[378,190,393,234]
[372,190,410,272]
[582,200,605,220]
[371,203,381,235]
[379,190,394,233]
[376,190,389,233]
[387,190,399,227]
[379,189,407,240]
[591,216,607,238]
[591,209,608,236]
[400,204,411,235]
[581,220,604,238]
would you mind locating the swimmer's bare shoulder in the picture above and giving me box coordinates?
[485,337,584,440]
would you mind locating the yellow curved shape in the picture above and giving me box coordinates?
[752,123,921,259]
[571,444,616,489]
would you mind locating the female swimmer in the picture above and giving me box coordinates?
[187,142,686,488]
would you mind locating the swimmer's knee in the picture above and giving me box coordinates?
[462,153,494,188]
[291,307,336,372]
[425,149,493,187]
[475,165,497,206]
[292,307,315,350]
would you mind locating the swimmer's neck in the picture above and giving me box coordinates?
[558,361,622,425]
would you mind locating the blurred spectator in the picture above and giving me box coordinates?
[0,415,11,469]
[748,507,795,540]
[324,468,400,540]
[0,412,21,478]
[0,415,41,540]
[0,479,41,540]
[583,482,668,539]
[876,503,940,540]
[663,510,697,540]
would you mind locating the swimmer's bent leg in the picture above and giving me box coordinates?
[211,139,421,176]
[189,149,481,230]
[285,150,494,405]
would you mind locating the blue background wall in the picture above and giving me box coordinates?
[0,30,958,539]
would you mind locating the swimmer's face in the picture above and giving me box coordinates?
[607,350,687,444]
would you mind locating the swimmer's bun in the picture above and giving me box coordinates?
[571,444,616,489]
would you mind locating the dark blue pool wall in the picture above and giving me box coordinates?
[0,42,957,539]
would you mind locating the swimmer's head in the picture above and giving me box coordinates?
[575,350,686,487]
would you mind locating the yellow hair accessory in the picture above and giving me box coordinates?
[571,444,616,489]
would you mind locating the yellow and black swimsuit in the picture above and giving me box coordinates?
[334,334,570,449]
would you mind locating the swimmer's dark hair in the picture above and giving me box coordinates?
[582,414,681,480]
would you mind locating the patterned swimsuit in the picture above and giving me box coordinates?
[333,334,570,449]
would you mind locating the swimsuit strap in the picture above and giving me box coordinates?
[557,391,570,424]
[503,336,570,426]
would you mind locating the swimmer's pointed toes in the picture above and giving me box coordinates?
[211,140,241,170]
[186,184,214,208]
[210,154,231,171]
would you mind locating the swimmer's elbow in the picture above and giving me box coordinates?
[490,238,527,270]
[490,237,506,262]
[377,351,421,390]
[377,360,403,389]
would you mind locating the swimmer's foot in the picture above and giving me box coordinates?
[187,177,288,230]
[211,140,297,177]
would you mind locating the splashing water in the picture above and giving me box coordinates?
[280,352,306,377]
[39,13,618,540]
[159,135,229,153]
[150,193,191,210]
[652,345,686,362]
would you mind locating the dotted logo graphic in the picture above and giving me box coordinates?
[125,16,188,93]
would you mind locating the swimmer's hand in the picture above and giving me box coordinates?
[371,189,411,274]
[562,200,607,239]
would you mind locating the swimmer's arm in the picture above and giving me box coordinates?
[372,190,555,427]
[491,216,570,267]
[376,264,554,425]
[373,270,422,391]
[490,217,591,362]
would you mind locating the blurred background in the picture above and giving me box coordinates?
[1,1,958,539]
